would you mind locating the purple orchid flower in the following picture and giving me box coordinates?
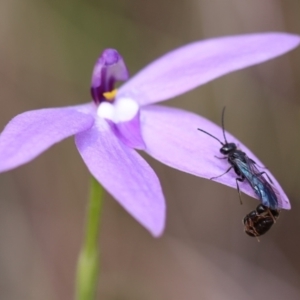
[0,33,298,236]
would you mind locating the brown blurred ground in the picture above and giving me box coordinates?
[0,0,300,299]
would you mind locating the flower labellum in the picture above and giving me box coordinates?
[0,33,299,236]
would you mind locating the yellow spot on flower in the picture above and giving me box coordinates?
[103,89,117,101]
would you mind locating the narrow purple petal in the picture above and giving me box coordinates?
[109,111,146,150]
[119,33,300,106]
[75,119,165,236]
[141,105,290,210]
[0,104,94,172]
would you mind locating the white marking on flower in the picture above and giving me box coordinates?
[97,102,115,120]
[97,97,139,123]
[114,97,139,122]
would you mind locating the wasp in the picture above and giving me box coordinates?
[197,107,281,210]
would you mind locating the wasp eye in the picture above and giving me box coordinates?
[220,143,237,155]
[220,146,229,154]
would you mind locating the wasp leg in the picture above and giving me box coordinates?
[236,177,244,205]
[256,171,273,184]
[249,158,263,167]
[214,156,227,159]
[249,158,268,170]
[210,166,233,180]
[266,207,278,223]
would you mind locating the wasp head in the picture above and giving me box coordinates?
[220,143,237,155]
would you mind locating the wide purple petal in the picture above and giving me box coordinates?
[0,104,95,172]
[75,119,166,236]
[119,33,300,106]
[140,105,290,210]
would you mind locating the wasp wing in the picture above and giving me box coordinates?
[234,156,281,209]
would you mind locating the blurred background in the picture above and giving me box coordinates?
[0,0,300,299]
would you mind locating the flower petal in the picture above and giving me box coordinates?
[110,112,146,150]
[141,105,290,210]
[75,119,165,236]
[0,104,95,172]
[119,33,300,105]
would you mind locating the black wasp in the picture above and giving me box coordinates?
[197,107,280,210]
[243,204,280,238]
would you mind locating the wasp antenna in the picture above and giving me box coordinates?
[197,128,224,145]
[221,106,228,144]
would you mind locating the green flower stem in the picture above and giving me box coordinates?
[76,177,103,300]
